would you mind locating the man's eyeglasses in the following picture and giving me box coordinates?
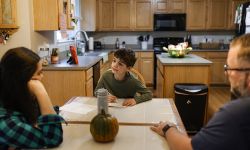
[224,64,250,72]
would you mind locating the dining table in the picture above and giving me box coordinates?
[45,97,186,150]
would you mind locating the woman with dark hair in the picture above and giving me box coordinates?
[0,47,64,149]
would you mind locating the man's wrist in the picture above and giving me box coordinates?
[162,124,174,136]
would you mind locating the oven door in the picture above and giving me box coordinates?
[154,14,186,31]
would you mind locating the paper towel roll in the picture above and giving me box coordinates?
[89,37,94,50]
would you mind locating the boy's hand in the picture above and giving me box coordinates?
[123,98,136,106]
[107,94,117,103]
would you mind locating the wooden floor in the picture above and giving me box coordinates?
[206,86,231,121]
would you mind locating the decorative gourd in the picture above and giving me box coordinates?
[90,109,119,142]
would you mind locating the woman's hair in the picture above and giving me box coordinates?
[0,47,41,124]
[230,33,250,63]
[114,48,137,67]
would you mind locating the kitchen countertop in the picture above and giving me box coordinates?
[43,56,102,71]
[157,54,212,65]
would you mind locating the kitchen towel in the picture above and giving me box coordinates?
[89,37,94,50]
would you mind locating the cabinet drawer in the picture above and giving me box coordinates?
[208,52,228,59]
[140,52,153,58]
[86,67,93,80]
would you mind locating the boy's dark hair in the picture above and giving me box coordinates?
[114,48,137,67]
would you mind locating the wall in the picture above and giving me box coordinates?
[89,31,234,49]
[0,0,55,58]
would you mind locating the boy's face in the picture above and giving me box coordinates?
[111,56,130,76]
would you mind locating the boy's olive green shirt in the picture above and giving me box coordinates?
[95,70,152,103]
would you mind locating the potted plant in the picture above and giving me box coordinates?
[51,48,59,64]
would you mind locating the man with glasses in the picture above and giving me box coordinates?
[151,33,250,150]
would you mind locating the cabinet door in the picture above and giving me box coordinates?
[81,0,96,31]
[141,58,153,85]
[86,78,93,96]
[42,71,86,106]
[208,52,228,85]
[114,0,132,30]
[133,52,140,71]
[154,0,170,13]
[0,0,17,28]
[206,0,228,30]
[186,0,206,30]
[228,0,247,30]
[140,52,153,85]
[170,0,186,13]
[98,0,114,31]
[133,0,153,31]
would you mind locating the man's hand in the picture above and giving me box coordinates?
[122,98,136,106]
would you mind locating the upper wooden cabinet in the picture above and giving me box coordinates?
[114,0,133,30]
[187,0,228,30]
[0,0,17,28]
[206,0,228,30]
[97,0,153,31]
[154,0,186,13]
[133,0,153,31]
[97,0,114,31]
[228,0,248,30]
[80,0,96,31]
[33,0,74,31]
[186,0,206,30]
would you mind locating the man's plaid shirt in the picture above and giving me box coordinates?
[0,107,65,149]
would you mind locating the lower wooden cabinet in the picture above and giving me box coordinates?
[42,67,93,106]
[134,51,154,86]
[191,51,229,85]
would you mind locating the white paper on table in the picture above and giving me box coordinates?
[108,98,126,108]
[59,101,96,115]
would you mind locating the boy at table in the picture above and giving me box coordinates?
[95,48,152,106]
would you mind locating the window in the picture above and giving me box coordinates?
[55,0,80,43]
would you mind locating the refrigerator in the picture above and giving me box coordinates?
[235,2,250,35]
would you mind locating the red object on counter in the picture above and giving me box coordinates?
[70,46,78,64]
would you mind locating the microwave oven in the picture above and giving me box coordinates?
[154,14,186,31]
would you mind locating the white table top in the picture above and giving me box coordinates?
[59,97,185,132]
[45,124,171,150]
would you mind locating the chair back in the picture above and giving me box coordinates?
[129,68,146,86]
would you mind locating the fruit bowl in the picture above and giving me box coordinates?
[163,43,192,58]
[168,49,190,58]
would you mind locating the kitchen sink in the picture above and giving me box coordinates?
[84,52,109,63]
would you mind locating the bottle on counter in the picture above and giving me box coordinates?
[115,38,120,49]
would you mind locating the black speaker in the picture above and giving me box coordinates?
[174,83,208,134]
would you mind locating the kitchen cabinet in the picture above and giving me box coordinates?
[133,0,153,31]
[154,0,186,13]
[207,52,228,85]
[100,52,114,76]
[191,51,229,85]
[97,0,153,31]
[134,51,153,86]
[33,0,74,31]
[228,0,248,30]
[0,0,17,28]
[186,0,228,30]
[114,0,133,30]
[97,0,114,31]
[42,67,93,106]
[80,0,96,31]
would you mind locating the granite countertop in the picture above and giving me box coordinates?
[43,56,102,71]
[157,54,212,66]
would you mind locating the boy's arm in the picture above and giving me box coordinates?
[134,81,152,103]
